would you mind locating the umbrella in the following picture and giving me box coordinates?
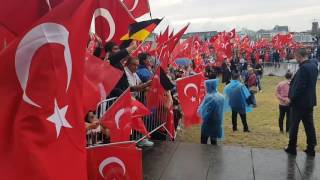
[175,58,192,66]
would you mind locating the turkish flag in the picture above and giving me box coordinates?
[0,0,63,36]
[132,99,151,118]
[146,67,165,108]
[157,26,169,46]
[122,0,150,19]
[85,53,123,98]
[172,36,193,59]
[130,99,150,136]
[87,143,143,180]
[176,74,203,127]
[83,53,123,112]
[165,107,175,140]
[95,0,136,44]
[101,89,133,143]
[228,28,236,40]
[131,41,152,57]
[83,75,101,113]
[158,24,189,71]
[0,0,95,179]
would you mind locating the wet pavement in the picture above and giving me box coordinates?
[143,141,319,180]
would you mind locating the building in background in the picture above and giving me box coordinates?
[311,22,319,35]
[255,25,289,41]
[294,32,315,46]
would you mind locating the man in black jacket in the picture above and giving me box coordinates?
[285,48,319,157]
[106,41,137,97]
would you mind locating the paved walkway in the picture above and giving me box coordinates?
[143,142,319,180]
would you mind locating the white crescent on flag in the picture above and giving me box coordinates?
[15,23,72,108]
[93,8,116,42]
[99,157,126,178]
[183,83,198,97]
[128,0,139,12]
[115,108,126,129]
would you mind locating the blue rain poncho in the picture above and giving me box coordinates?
[223,80,252,114]
[198,79,225,139]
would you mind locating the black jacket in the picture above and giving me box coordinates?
[289,60,318,108]
[109,49,130,97]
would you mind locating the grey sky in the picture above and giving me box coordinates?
[138,0,320,33]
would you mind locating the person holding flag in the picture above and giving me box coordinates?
[198,79,225,145]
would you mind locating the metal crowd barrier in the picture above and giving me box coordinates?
[261,61,320,79]
[86,91,170,147]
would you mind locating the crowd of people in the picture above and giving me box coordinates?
[85,33,319,157]
[199,48,319,157]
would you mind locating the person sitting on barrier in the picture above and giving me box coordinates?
[275,71,292,133]
[224,73,253,132]
[85,111,100,130]
[198,79,225,145]
[85,111,110,145]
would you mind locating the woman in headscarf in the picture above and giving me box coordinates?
[198,79,225,145]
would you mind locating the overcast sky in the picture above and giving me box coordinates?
[138,0,320,33]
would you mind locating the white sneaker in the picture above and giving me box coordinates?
[137,139,154,147]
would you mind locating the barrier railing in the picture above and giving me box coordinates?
[86,91,170,147]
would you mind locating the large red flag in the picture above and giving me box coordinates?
[146,67,165,108]
[131,41,152,57]
[176,74,203,127]
[172,36,194,59]
[0,0,95,179]
[0,0,63,36]
[87,143,143,180]
[158,24,189,71]
[94,0,136,44]
[85,53,123,97]
[122,0,151,19]
[157,26,169,45]
[83,53,123,112]
[83,75,102,113]
[101,89,133,143]
[165,107,175,140]
[131,99,150,136]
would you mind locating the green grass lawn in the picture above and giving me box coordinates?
[180,76,320,152]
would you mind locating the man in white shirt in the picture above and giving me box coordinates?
[124,56,153,147]
[124,57,151,98]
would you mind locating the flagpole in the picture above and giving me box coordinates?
[147,1,152,19]
[46,0,52,10]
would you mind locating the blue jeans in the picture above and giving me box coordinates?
[256,74,262,91]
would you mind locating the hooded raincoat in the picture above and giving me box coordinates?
[198,79,225,139]
[224,80,252,114]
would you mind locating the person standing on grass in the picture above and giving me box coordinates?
[245,68,257,107]
[198,79,225,145]
[285,48,319,157]
[254,59,264,92]
[275,71,292,133]
[224,73,253,132]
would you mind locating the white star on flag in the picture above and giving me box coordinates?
[191,96,196,102]
[47,99,72,138]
